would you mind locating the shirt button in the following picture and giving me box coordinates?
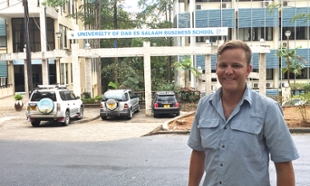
[220,163,223,166]
[224,127,227,130]
[222,145,225,148]
[219,181,222,184]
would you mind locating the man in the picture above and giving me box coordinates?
[187,40,299,186]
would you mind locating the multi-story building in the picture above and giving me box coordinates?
[0,0,99,98]
[174,0,310,95]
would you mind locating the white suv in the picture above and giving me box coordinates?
[100,89,140,120]
[26,85,84,127]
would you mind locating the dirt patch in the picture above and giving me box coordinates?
[169,106,310,131]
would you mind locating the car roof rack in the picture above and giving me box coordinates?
[37,85,67,90]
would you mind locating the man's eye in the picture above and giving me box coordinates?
[232,65,242,68]
[219,64,227,68]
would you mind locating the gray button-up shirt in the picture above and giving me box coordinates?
[188,85,299,186]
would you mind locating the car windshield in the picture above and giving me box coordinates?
[30,91,57,101]
[157,95,176,102]
[102,93,125,101]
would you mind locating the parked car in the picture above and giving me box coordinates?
[152,91,180,117]
[26,85,84,127]
[100,89,140,120]
[283,98,307,106]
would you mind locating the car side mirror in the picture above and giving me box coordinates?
[76,96,80,99]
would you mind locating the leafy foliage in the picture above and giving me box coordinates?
[267,2,310,23]
[82,92,91,99]
[14,94,23,101]
[175,91,200,103]
[173,55,202,88]
[81,95,102,104]
[276,46,307,84]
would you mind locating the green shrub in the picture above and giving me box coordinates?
[81,95,102,104]
[14,94,23,101]
[82,92,91,99]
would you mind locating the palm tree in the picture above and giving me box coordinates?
[276,46,306,85]
[173,56,202,89]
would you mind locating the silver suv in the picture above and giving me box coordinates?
[26,85,84,127]
[100,89,140,120]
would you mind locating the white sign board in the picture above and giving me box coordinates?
[68,28,228,39]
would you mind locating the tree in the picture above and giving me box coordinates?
[136,0,174,83]
[267,2,310,22]
[276,46,306,85]
[173,56,202,89]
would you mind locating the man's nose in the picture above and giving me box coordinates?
[225,66,233,74]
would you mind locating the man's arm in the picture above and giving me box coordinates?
[274,161,295,186]
[188,150,205,186]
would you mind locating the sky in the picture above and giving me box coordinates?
[123,0,141,13]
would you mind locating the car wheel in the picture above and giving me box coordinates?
[31,120,40,127]
[153,111,158,118]
[176,111,180,116]
[77,106,83,120]
[101,116,107,120]
[61,111,70,126]
[127,108,133,119]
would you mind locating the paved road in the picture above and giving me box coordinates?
[0,134,309,186]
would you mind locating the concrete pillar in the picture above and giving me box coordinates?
[42,59,49,85]
[85,58,92,96]
[23,59,29,100]
[40,8,49,85]
[143,42,152,117]
[190,0,196,88]
[274,68,279,89]
[71,44,81,96]
[259,53,266,96]
[68,62,72,86]
[63,63,67,84]
[8,61,14,86]
[39,8,47,52]
[56,59,60,84]
[204,54,212,95]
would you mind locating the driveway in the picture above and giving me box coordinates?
[0,109,178,141]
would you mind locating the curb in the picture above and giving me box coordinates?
[162,111,196,130]
[289,128,310,133]
[72,115,100,124]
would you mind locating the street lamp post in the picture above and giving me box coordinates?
[55,32,62,49]
[285,30,291,85]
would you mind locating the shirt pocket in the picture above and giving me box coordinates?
[229,119,264,157]
[198,119,221,150]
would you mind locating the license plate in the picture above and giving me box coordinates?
[30,106,37,111]
[164,104,170,108]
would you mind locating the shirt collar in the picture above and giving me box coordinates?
[209,83,252,106]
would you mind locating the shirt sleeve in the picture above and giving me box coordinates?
[263,102,299,162]
[188,100,204,152]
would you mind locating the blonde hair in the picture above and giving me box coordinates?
[217,40,252,65]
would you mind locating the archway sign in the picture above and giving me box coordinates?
[68,27,228,39]
[67,28,228,117]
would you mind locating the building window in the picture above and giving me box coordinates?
[282,27,309,40]
[239,27,273,41]
[12,18,55,52]
[0,36,6,47]
[266,69,273,80]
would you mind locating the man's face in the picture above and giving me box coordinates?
[216,48,252,94]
